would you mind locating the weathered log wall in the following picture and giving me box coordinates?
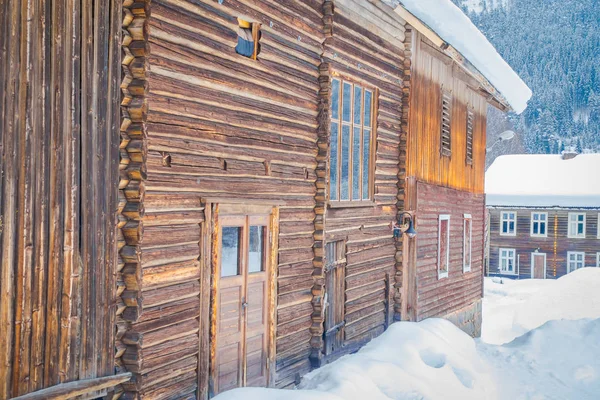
[134,0,325,393]
[0,0,122,398]
[488,208,600,278]
[314,0,408,363]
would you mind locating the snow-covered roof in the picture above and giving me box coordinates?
[384,0,532,114]
[485,154,600,208]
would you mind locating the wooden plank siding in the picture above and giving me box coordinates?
[488,208,600,279]
[314,0,407,364]
[412,182,485,321]
[0,0,122,398]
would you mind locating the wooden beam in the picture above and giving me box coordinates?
[10,373,132,400]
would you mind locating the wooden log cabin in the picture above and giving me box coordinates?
[485,154,600,279]
[0,0,530,398]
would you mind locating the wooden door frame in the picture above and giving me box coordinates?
[201,202,279,398]
[530,252,547,279]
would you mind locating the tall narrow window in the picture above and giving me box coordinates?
[463,214,472,273]
[530,212,548,238]
[500,211,517,236]
[329,77,375,204]
[440,89,452,157]
[438,215,450,279]
[499,248,516,275]
[567,251,585,273]
[466,106,474,164]
[324,240,346,355]
[568,213,586,239]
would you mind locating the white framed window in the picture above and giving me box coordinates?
[500,211,517,236]
[597,253,600,268]
[438,215,450,279]
[568,213,586,239]
[530,212,548,237]
[597,213,600,239]
[463,214,472,273]
[567,251,585,273]
[499,248,516,275]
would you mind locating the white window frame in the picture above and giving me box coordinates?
[597,253,600,268]
[530,212,548,238]
[438,215,450,279]
[499,248,517,275]
[463,214,472,273]
[500,211,517,236]
[567,251,585,273]
[568,212,586,239]
[597,213,600,239]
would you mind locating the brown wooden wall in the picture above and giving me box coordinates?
[0,0,122,398]
[407,32,488,194]
[316,0,407,362]
[405,181,485,322]
[127,0,325,394]
[488,208,600,278]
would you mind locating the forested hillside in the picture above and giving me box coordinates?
[455,0,600,155]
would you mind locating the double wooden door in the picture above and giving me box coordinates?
[213,214,271,395]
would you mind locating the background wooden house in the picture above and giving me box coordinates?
[486,154,600,279]
[0,0,529,399]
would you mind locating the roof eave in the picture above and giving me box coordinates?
[393,5,512,112]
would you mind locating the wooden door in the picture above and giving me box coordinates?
[323,241,346,356]
[214,214,270,395]
[532,253,546,279]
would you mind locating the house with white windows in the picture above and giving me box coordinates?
[485,153,600,279]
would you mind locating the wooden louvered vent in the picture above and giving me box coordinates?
[440,89,452,157]
[466,106,474,164]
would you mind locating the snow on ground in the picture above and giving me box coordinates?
[215,269,600,400]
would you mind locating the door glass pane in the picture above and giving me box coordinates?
[352,127,361,200]
[331,79,340,120]
[249,226,266,273]
[221,227,241,277]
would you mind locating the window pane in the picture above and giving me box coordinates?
[354,86,362,125]
[341,125,350,200]
[342,82,352,123]
[578,214,584,222]
[330,122,339,201]
[221,227,241,277]
[540,224,546,235]
[352,127,361,200]
[578,223,584,235]
[362,129,371,200]
[249,226,265,273]
[364,90,372,126]
[331,79,340,120]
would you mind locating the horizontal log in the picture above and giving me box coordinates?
[11,373,132,400]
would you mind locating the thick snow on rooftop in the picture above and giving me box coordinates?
[485,154,600,208]
[385,0,532,114]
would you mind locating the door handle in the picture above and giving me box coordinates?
[242,297,248,309]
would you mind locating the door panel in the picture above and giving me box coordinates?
[213,213,271,395]
[532,254,546,279]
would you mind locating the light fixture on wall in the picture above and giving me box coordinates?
[486,130,516,153]
[392,212,417,239]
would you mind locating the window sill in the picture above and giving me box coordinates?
[530,234,548,239]
[499,233,517,237]
[328,201,376,209]
[567,235,586,239]
[438,271,449,279]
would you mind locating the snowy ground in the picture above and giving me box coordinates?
[215,268,600,400]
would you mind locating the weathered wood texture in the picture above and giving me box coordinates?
[488,209,600,278]
[139,0,324,393]
[0,0,122,398]
[407,32,487,193]
[316,0,407,363]
[410,182,485,321]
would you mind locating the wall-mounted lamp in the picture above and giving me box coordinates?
[392,212,417,239]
